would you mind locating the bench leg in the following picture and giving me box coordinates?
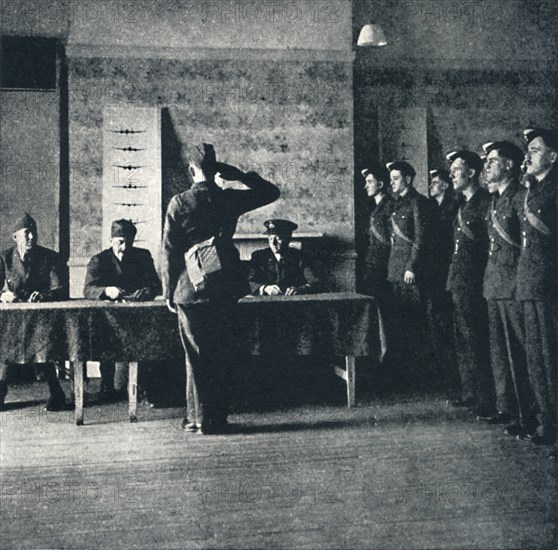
[128,362,138,423]
[73,361,84,426]
[345,355,355,408]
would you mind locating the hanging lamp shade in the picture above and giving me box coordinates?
[357,23,387,47]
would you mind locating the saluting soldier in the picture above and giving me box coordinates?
[248,219,319,296]
[479,141,535,437]
[427,169,459,394]
[386,160,433,382]
[0,214,68,411]
[362,164,393,298]
[516,128,557,445]
[162,143,280,434]
[446,150,494,414]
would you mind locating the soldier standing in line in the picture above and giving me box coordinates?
[477,141,536,438]
[386,161,434,385]
[362,164,394,300]
[516,128,557,446]
[445,150,495,415]
[427,169,459,397]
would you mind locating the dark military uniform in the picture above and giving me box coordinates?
[516,169,557,439]
[483,181,533,424]
[0,244,67,408]
[427,191,459,392]
[162,171,279,429]
[387,187,433,380]
[248,247,319,295]
[0,245,65,302]
[363,194,393,297]
[446,187,494,410]
[84,247,161,300]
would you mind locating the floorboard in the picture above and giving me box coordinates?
[0,381,555,549]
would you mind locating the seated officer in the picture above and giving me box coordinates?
[0,213,68,411]
[248,219,319,296]
[84,219,161,401]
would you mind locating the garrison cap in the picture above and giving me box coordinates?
[263,219,298,235]
[361,163,389,183]
[386,161,416,179]
[429,168,451,184]
[482,141,524,167]
[523,128,557,151]
[12,213,37,233]
[111,219,137,239]
[446,150,484,174]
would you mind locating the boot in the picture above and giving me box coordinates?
[44,365,67,411]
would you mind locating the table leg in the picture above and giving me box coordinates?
[128,362,138,423]
[345,355,355,408]
[73,361,84,426]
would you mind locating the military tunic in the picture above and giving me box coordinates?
[0,245,65,302]
[427,191,459,392]
[0,245,67,401]
[248,247,319,295]
[515,169,557,437]
[446,187,494,409]
[385,187,433,381]
[363,194,393,297]
[483,181,533,421]
[162,173,279,429]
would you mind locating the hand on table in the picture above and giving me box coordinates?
[285,287,298,296]
[404,271,415,284]
[28,291,45,303]
[0,291,18,303]
[105,286,125,300]
[263,285,282,296]
[126,288,152,301]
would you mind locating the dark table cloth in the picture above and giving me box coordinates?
[0,294,380,363]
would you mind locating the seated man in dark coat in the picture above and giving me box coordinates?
[0,213,68,411]
[248,219,320,296]
[84,219,161,401]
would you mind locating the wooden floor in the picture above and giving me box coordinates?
[0,380,555,550]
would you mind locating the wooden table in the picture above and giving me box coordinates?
[0,293,382,424]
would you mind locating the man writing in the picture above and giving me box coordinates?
[84,219,161,401]
[248,219,319,296]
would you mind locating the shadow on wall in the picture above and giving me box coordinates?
[161,107,192,215]
[426,106,446,173]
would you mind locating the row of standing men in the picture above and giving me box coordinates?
[361,128,556,446]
